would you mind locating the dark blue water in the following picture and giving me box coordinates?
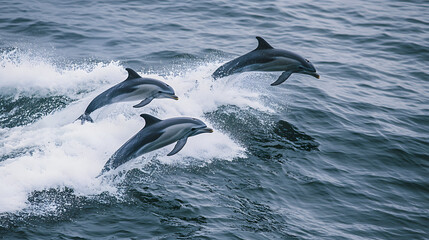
[1,0,428,239]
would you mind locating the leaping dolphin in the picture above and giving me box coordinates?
[99,114,213,175]
[77,68,178,124]
[212,36,320,86]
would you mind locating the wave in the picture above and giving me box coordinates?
[0,48,123,97]
[0,49,277,214]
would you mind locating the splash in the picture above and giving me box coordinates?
[0,50,273,214]
[0,48,124,97]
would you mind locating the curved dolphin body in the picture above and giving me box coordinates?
[212,36,320,86]
[100,114,213,175]
[77,68,178,124]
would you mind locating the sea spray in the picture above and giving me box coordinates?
[0,51,273,214]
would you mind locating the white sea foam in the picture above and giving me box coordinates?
[0,48,124,97]
[0,50,271,214]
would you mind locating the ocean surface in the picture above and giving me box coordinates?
[1,0,428,239]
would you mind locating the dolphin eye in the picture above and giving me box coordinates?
[305,59,310,63]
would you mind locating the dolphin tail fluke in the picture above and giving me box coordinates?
[212,66,228,80]
[95,171,104,178]
[271,71,293,86]
[212,71,222,80]
[96,166,110,178]
[76,114,94,124]
[96,159,114,178]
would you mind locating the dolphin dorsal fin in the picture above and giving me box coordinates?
[125,68,142,80]
[140,114,162,127]
[254,36,274,51]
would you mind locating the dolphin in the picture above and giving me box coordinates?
[77,68,178,124]
[212,36,320,86]
[99,114,213,175]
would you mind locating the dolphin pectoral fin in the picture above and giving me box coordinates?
[167,138,188,156]
[271,71,293,86]
[133,97,154,108]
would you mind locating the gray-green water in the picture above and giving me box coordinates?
[1,0,428,239]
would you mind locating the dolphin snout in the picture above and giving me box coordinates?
[305,71,319,79]
[312,72,320,79]
[190,126,213,136]
[170,95,179,100]
[198,127,214,134]
[157,91,179,100]
[163,94,178,100]
[204,127,214,133]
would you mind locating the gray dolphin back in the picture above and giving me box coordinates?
[100,114,165,174]
[77,68,143,124]
[212,36,319,85]
[212,36,274,79]
[76,68,178,124]
[98,114,212,177]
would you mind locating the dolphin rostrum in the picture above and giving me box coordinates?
[77,68,178,124]
[99,114,213,175]
[212,36,320,86]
